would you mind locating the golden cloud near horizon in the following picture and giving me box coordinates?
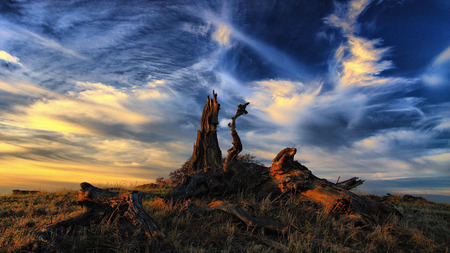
[0,80,188,193]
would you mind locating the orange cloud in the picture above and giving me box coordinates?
[213,23,232,47]
[336,37,393,87]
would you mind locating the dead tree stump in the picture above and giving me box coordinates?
[189,91,222,174]
[169,92,399,226]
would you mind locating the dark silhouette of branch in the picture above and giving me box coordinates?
[223,102,249,173]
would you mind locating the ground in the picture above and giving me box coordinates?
[1,186,449,252]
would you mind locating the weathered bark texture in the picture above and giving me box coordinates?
[269,148,398,223]
[169,147,397,224]
[189,91,222,174]
[35,183,163,252]
[79,183,163,238]
[167,161,271,201]
[223,102,249,173]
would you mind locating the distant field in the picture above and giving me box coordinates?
[1,188,449,252]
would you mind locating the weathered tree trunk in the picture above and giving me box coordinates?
[223,102,249,173]
[189,91,222,174]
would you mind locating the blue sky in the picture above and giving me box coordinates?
[0,0,449,198]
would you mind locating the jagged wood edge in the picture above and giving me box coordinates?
[223,102,249,173]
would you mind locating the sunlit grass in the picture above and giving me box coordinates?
[0,188,448,252]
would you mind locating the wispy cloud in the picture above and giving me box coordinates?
[324,0,372,35]
[0,20,87,60]
[213,23,232,47]
[203,12,312,80]
[422,45,450,86]
[324,0,401,88]
[247,80,321,126]
[332,37,394,87]
[233,0,449,185]
[0,51,23,66]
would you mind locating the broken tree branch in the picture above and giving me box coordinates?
[223,102,249,173]
[335,177,365,191]
[79,182,164,238]
[186,200,291,234]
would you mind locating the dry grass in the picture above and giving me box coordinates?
[1,189,448,252]
[0,191,84,251]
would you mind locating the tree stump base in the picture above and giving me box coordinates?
[168,147,399,227]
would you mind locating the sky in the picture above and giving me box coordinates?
[0,0,449,199]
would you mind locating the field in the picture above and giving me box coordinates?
[1,186,449,252]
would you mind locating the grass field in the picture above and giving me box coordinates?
[1,187,449,252]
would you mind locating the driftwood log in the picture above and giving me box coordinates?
[168,92,398,226]
[34,183,163,252]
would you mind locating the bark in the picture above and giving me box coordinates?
[189,91,222,174]
[269,148,398,222]
[223,102,249,173]
[79,182,164,238]
[170,147,397,224]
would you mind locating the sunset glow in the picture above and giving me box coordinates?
[0,0,448,200]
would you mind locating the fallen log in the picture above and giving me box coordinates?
[269,148,399,222]
[35,183,163,251]
[78,182,164,238]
